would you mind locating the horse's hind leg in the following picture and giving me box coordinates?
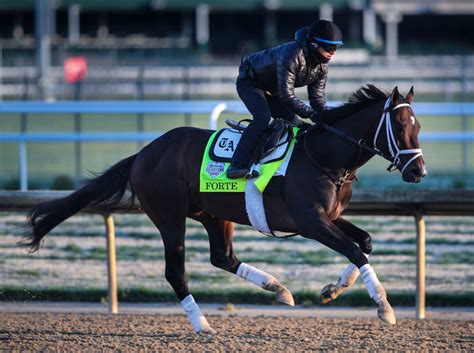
[132,182,216,334]
[193,212,294,306]
[321,217,372,304]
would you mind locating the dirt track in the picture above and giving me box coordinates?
[1,312,472,351]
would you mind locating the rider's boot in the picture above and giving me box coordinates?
[227,161,250,179]
[227,118,267,179]
[227,161,259,179]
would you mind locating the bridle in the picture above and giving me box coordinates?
[374,97,423,174]
[265,96,424,240]
[298,96,424,185]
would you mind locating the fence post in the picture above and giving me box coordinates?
[19,73,30,191]
[414,211,426,319]
[136,66,145,149]
[104,213,118,314]
[461,56,469,175]
[19,140,28,191]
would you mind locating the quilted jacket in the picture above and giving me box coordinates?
[241,27,328,120]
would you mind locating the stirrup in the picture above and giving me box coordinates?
[245,165,260,179]
[227,162,249,179]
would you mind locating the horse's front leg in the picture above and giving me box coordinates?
[291,205,396,324]
[321,217,373,304]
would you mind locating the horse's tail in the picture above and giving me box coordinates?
[22,153,138,252]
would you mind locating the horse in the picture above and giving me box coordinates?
[23,84,427,334]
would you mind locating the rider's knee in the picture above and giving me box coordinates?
[250,117,271,130]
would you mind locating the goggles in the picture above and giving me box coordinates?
[309,42,337,54]
[307,35,343,54]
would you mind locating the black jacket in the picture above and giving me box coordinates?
[242,27,328,120]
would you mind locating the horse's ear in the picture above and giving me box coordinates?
[390,86,399,104]
[406,86,414,104]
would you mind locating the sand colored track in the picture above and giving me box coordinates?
[1,309,472,351]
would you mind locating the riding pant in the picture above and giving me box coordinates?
[232,66,297,166]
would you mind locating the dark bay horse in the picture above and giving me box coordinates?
[23,84,426,334]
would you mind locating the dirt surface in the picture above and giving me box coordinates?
[1,312,472,351]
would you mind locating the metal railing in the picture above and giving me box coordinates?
[1,55,473,100]
[0,100,473,191]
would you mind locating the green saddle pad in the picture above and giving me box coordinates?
[199,127,298,193]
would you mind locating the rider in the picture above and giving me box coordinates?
[226,20,343,179]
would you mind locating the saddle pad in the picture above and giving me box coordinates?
[200,127,298,193]
[209,128,292,164]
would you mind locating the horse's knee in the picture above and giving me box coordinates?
[210,253,240,273]
[360,235,373,254]
[165,268,187,286]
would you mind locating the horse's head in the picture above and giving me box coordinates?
[375,86,427,183]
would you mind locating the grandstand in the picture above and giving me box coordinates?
[0,0,473,100]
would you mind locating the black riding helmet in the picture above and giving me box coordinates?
[306,20,343,61]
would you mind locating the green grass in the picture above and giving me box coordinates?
[372,249,417,256]
[373,238,474,246]
[8,249,472,265]
[0,286,472,306]
[436,252,474,265]
[239,249,343,266]
[10,269,41,279]
[65,245,166,261]
[188,272,232,283]
[63,242,82,254]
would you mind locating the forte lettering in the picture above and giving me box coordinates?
[205,181,239,191]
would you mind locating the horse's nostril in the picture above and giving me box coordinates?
[411,167,422,178]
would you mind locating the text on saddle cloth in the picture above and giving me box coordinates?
[209,127,293,164]
[200,127,298,193]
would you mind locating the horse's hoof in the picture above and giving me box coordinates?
[198,326,217,335]
[264,278,294,306]
[320,283,343,304]
[277,287,295,307]
[377,298,396,325]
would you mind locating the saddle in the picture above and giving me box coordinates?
[225,118,293,165]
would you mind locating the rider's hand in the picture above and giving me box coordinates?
[310,111,324,128]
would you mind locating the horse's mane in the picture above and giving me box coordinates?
[320,84,389,123]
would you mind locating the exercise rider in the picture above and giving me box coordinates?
[227,20,343,179]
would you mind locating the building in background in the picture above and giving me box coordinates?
[0,0,473,100]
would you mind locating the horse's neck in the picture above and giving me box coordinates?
[344,100,386,166]
[318,100,386,171]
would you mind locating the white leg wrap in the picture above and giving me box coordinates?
[181,295,213,333]
[335,255,368,288]
[236,263,273,288]
[337,263,360,288]
[360,264,385,304]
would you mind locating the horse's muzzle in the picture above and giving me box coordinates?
[403,162,427,183]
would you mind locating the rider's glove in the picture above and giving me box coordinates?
[310,111,324,128]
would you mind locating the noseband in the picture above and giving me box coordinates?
[374,98,423,174]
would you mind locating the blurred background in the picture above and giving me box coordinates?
[1,0,474,100]
[0,0,473,309]
[0,0,473,189]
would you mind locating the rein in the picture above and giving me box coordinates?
[297,97,424,187]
